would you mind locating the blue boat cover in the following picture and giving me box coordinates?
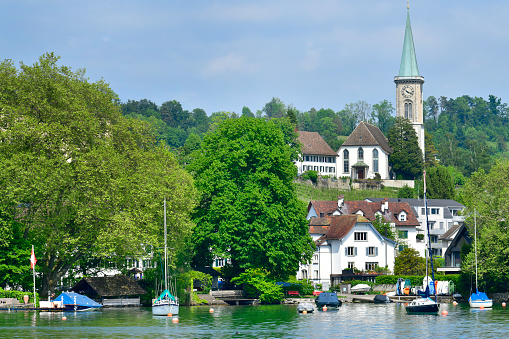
[470,290,490,301]
[155,289,176,302]
[54,292,102,308]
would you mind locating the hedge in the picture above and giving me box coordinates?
[0,288,39,306]
[375,275,460,288]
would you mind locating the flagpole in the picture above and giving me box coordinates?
[32,245,36,307]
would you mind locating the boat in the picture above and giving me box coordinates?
[152,198,179,316]
[351,284,371,294]
[373,295,392,304]
[468,210,493,308]
[315,292,342,309]
[406,170,439,314]
[297,302,315,313]
[49,292,102,311]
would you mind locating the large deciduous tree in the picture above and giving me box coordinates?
[388,117,423,180]
[0,53,196,296]
[189,117,314,279]
[426,165,454,200]
[460,160,509,292]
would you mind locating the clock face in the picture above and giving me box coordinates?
[402,85,414,98]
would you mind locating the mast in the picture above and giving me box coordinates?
[474,208,478,293]
[164,198,168,293]
[423,171,428,282]
[424,170,437,301]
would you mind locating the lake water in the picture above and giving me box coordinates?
[1,302,508,338]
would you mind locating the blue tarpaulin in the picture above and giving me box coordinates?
[53,292,102,308]
[470,290,490,301]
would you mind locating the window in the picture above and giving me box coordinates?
[358,147,364,161]
[398,230,408,239]
[430,235,438,243]
[319,213,324,217]
[313,254,319,264]
[301,269,308,279]
[421,208,425,215]
[405,102,413,120]
[343,150,349,173]
[313,270,319,279]
[365,262,378,271]
[439,222,444,229]
[348,262,355,269]
[399,244,408,252]
[215,258,224,267]
[431,208,439,215]
[305,156,310,161]
[354,232,367,241]
[367,247,378,256]
[398,213,407,221]
[373,149,379,173]
[428,221,436,229]
[346,247,356,256]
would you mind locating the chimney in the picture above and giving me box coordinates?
[381,198,388,212]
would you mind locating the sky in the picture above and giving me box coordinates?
[2,1,509,115]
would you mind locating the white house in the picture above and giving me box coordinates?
[298,215,397,290]
[296,131,338,177]
[336,122,393,180]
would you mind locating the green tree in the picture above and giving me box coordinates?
[371,99,395,134]
[460,160,509,292]
[394,247,425,275]
[189,117,314,279]
[388,117,424,180]
[424,131,438,167]
[242,106,255,118]
[0,53,196,296]
[398,185,414,199]
[262,97,286,119]
[371,214,397,241]
[426,165,454,200]
[231,268,283,304]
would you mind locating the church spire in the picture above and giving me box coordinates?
[398,9,420,77]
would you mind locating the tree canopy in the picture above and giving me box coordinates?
[425,165,454,200]
[0,53,196,295]
[189,117,314,279]
[388,117,424,180]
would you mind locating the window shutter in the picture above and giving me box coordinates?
[366,247,368,256]
[355,247,357,256]
[345,247,348,256]
[376,247,378,256]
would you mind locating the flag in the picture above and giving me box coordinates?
[30,246,37,269]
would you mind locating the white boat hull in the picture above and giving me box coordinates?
[469,299,492,308]
[152,301,179,316]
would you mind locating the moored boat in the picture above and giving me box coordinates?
[315,292,341,309]
[351,284,371,294]
[373,295,392,304]
[297,302,315,313]
[468,210,492,308]
[51,292,102,311]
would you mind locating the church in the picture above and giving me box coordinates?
[298,8,425,181]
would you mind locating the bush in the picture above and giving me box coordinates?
[0,288,39,306]
[281,279,314,295]
[398,185,414,198]
[302,170,318,184]
[231,269,283,304]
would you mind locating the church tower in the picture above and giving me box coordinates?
[394,8,425,157]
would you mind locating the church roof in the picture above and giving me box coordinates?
[399,10,420,77]
[298,131,338,156]
[341,121,393,154]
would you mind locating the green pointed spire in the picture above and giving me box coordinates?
[399,10,419,77]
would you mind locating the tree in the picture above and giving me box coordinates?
[242,106,255,118]
[424,132,438,167]
[0,54,196,296]
[388,117,424,180]
[426,165,454,200]
[398,185,414,199]
[189,117,314,279]
[460,160,509,292]
[371,214,397,241]
[371,100,395,134]
[394,247,425,275]
[262,97,286,119]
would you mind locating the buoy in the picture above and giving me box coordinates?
[502,302,506,307]
[452,301,458,306]
[302,310,307,314]
[322,306,327,312]
[167,313,172,317]
[441,310,448,316]
[62,316,67,321]
[480,305,485,310]
[172,317,179,323]
[209,308,214,313]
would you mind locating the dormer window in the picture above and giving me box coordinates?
[398,212,407,222]
[356,210,364,217]
[320,213,324,217]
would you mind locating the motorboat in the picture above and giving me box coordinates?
[297,302,315,313]
[315,292,341,309]
[373,295,392,304]
[351,284,371,294]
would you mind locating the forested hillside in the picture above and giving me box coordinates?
[120,95,508,177]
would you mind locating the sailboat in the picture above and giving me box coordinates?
[468,210,492,308]
[152,198,179,316]
[406,170,439,314]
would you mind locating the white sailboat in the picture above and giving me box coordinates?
[468,210,492,308]
[406,170,439,314]
[152,198,179,316]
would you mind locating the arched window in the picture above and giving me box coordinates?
[373,149,379,173]
[358,147,364,160]
[343,150,349,173]
[405,102,413,120]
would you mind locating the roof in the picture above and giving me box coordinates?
[365,198,465,219]
[308,201,340,217]
[308,217,332,234]
[341,122,393,154]
[439,224,461,241]
[319,215,359,241]
[298,131,338,156]
[72,276,147,297]
[399,10,420,77]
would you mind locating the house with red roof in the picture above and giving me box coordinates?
[298,214,397,290]
[296,131,338,177]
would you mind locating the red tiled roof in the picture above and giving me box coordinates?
[318,215,359,242]
[308,201,340,216]
[342,121,393,154]
[298,131,338,156]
